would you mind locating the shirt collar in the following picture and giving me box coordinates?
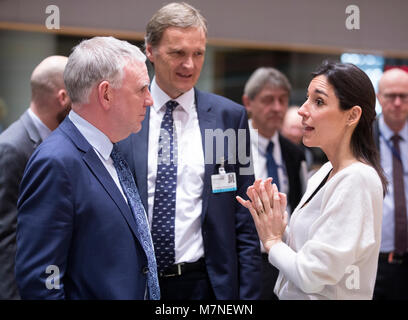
[379,114,408,141]
[27,108,52,141]
[150,77,195,114]
[68,110,113,160]
[249,119,279,153]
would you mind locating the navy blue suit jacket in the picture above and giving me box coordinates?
[118,88,261,299]
[16,118,149,299]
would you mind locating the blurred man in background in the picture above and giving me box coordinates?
[373,67,408,300]
[0,55,70,299]
[242,67,307,299]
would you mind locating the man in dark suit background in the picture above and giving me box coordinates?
[242,67,307,299]
[0,55,70,299]
[15,36,160,299]
[373,68,408,300]
[119,2,261,300]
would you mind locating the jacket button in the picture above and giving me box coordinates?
[142,267,149,274]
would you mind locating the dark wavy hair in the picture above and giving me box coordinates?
[312,61,387,194]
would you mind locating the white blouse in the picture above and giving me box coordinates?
[269,161,383,300]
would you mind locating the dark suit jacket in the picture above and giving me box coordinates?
[118,88,261,299]
[16,117,149,299]
[0,110,41,300]
[279,134,306,212]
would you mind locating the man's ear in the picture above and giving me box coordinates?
[97,81,112,110]
[242,94,251,113]
[347,105,362,127]
[57,89,70,107]
[145,43,154,64]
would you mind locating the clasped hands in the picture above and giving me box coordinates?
[236,178,288,252]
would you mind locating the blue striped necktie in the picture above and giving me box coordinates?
[391,135,407,255]
[110,144,160,300]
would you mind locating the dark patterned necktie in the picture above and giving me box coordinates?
[151,100,179,273]
[266,141,280,189]
[391,135,407,255]
[110,144,160,300]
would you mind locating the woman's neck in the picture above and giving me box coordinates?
[324,139,358,180]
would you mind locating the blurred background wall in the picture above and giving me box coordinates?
[0,0,407,128]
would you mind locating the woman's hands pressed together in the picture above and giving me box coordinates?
[237,178,288,252]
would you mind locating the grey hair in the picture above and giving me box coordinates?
[244,67,291,100]
[145,2,207,48]
[64,36,146,104]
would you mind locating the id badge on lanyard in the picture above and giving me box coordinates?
[211,157,237,193]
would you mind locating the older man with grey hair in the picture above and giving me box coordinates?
[0,55,70,300]
[15,36,159,299]
[242,67,307,300]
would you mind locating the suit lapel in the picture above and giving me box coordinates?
[195,89,217,223]
[59,118,142,242]
[279,135,296,210]
[20,110,42,148]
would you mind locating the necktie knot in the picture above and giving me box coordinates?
[391,134,402,145]
[110,144,121,165]
[266,141,274,155]
[165,100,178,113]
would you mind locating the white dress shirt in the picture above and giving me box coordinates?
[249,120,289,202]
[28,108,51,141]
[378,115,408,252]
[68,110,127,202]
[270,161,383,299]
[249,120,290,253]
[148,78,205,264]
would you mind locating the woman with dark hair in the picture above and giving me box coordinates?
[237,61,386,299]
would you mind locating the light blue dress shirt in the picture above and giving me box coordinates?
[379,115,408,252]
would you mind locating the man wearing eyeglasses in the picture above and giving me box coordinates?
[373,67,408,300]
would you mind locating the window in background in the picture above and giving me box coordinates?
[210,47,340,106]
[341,53,384,114]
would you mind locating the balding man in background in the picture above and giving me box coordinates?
[0,55,71,299]
[373,68,408,300]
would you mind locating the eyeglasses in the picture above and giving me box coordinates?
[382,93,408,103]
